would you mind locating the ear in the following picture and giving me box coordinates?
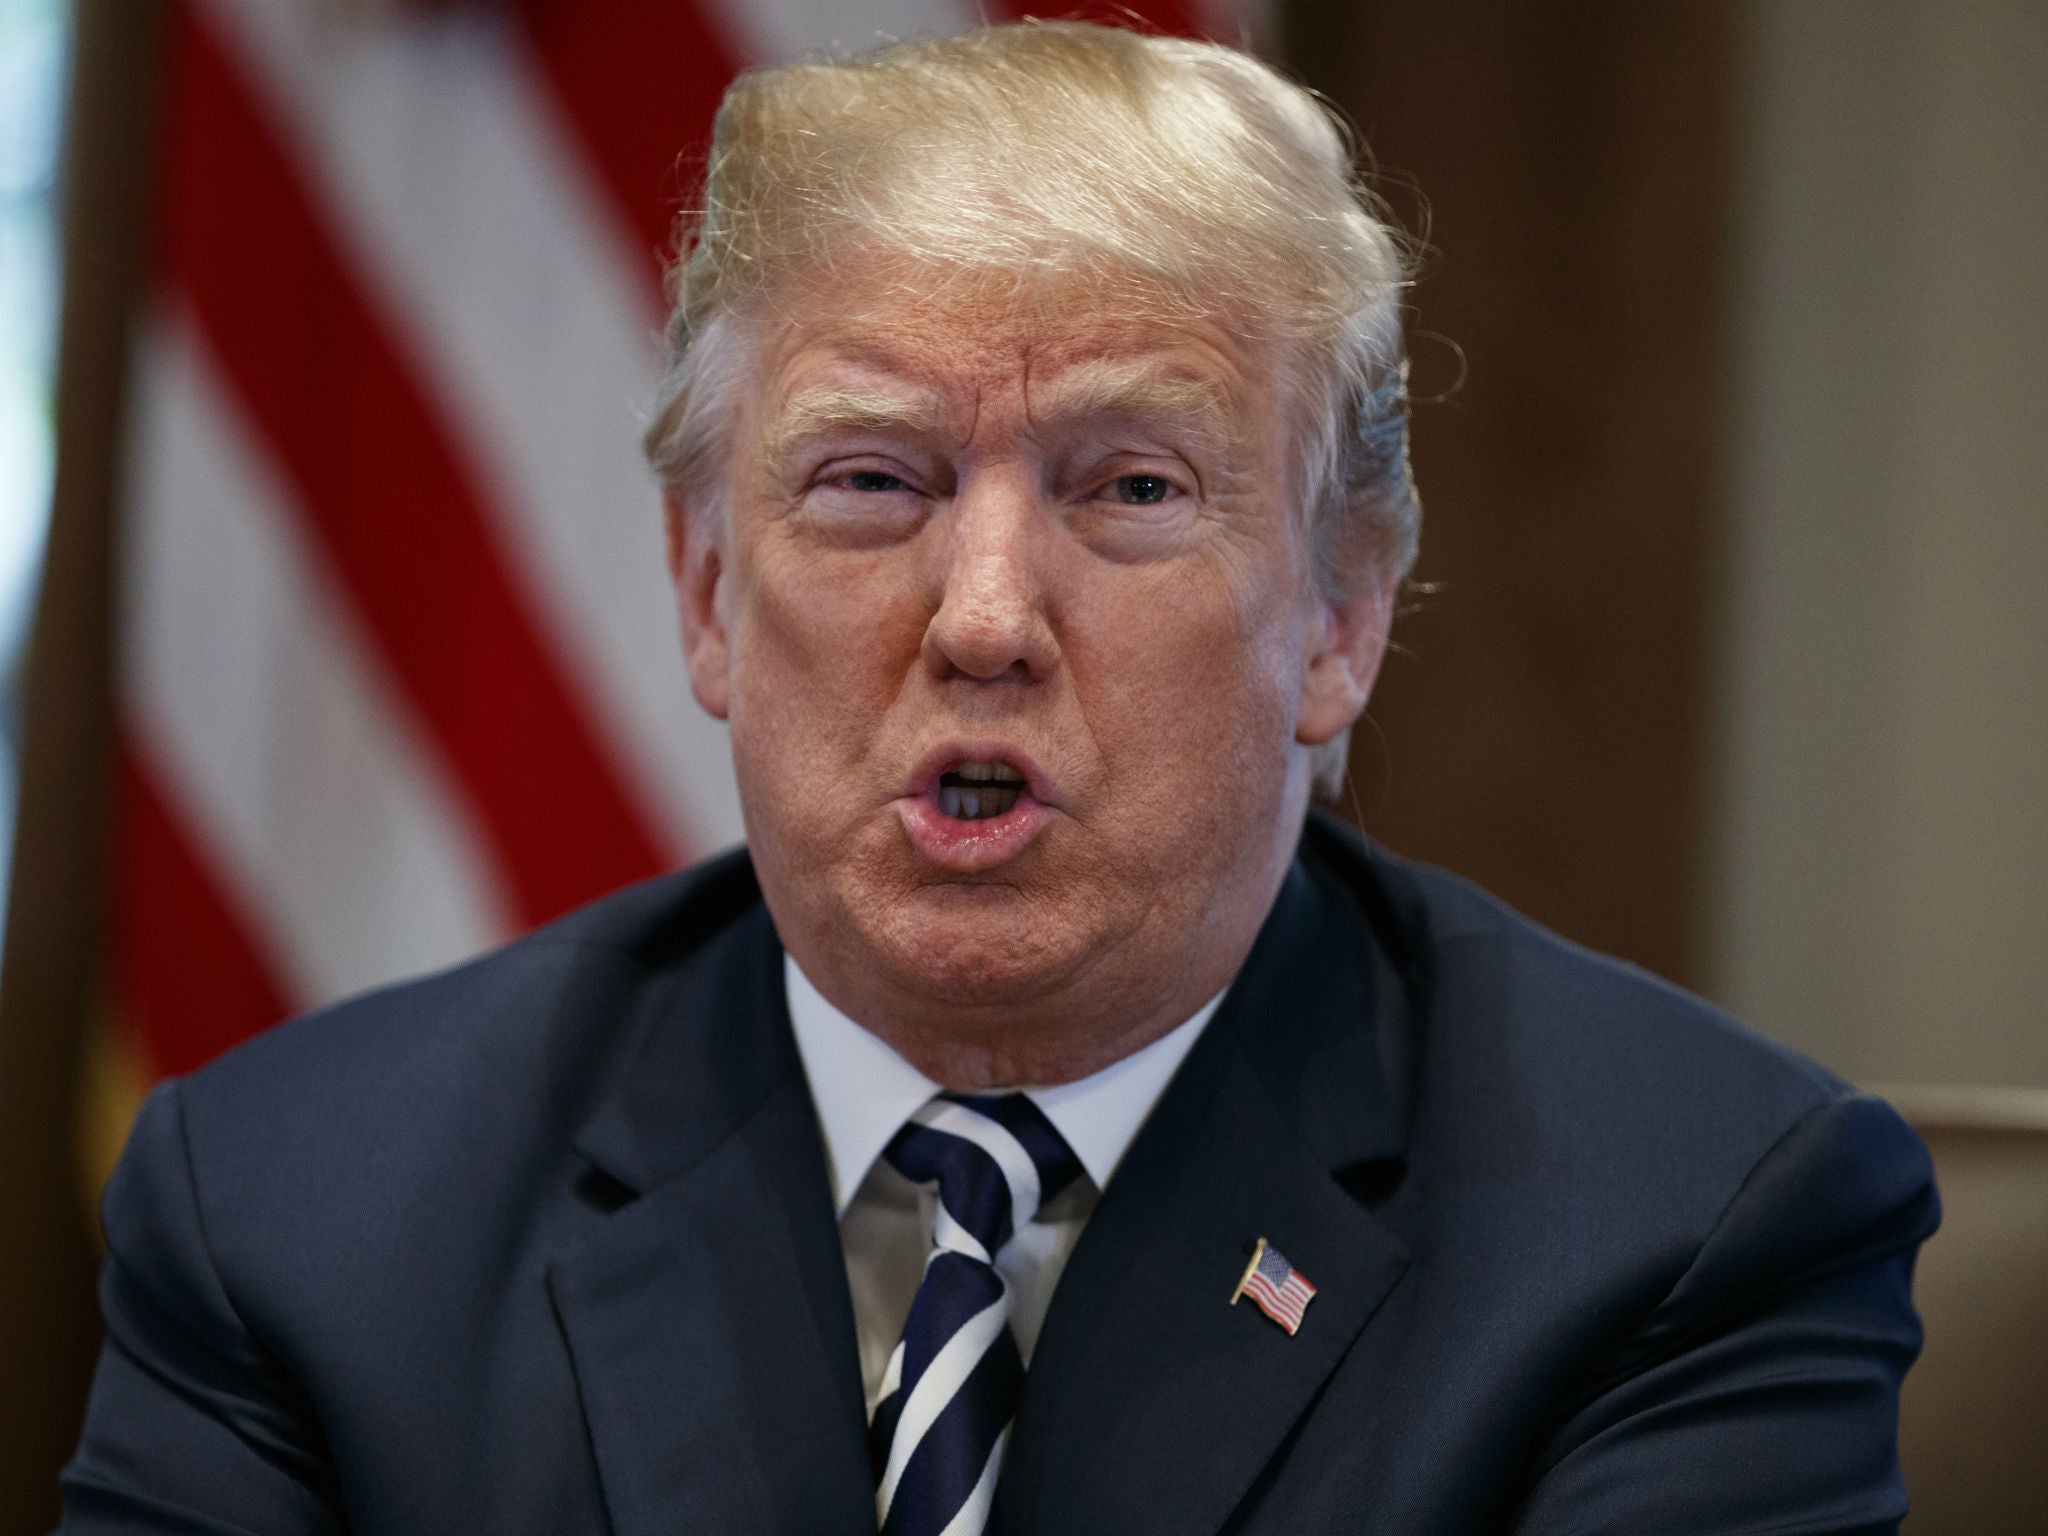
[665,488,732,720]
[1295,576,1394,748]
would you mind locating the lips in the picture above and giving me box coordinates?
[897,746,1054,872]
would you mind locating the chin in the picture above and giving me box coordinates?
[864,883,1090,1010]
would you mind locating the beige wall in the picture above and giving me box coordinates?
[1710,0,2048,1088]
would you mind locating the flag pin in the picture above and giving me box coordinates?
[1231,1236,1317,1335]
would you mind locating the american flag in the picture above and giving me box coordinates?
[1236,1239,1317,1334]
[87,0,1260,1179]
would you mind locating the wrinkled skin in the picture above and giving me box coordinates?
[669,269,1391,1087]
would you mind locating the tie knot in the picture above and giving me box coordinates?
[883,1092,1083,1263]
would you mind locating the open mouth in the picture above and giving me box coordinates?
[936,760,1027,821]
[898,747,1051,872]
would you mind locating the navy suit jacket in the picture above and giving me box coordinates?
[62,815,1938,1533]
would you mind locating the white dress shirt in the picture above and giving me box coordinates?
[784,956,1223,1414]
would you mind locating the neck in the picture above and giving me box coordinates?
[854,969,1235,1091]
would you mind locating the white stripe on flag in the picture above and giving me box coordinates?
[123,310,515,1004]
[876,1293,1008,1523]
[1190,0,1276,52]
[710,0,980,67]
[713,0,1275,63]
[200,0,745,858]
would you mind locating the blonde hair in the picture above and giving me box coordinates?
[643,21,1419,790]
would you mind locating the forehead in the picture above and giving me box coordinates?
[747,265,1269,432]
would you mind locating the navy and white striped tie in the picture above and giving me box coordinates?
[869,1092,1082,1536]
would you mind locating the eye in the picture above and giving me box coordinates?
[796,458,931,547]
[1109,473,1178,505]
[840,469,910,494]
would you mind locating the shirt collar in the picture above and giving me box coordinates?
[784,953,1224,1216]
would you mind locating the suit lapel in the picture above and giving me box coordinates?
[994,852,1414,1536]
[548,902,875,1536]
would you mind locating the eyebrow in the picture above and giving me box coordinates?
[1025,362,1242,448]
[760,362,1242,464]
[763,385,948,464]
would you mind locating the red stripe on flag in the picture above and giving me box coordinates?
[517,0,745,298]
[112,739,294,1077]
[984,1,1210,39]
[155,4,670,927]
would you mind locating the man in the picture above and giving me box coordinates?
[63,22,1936,1535]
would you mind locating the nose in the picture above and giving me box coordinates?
[922,470,1059,684]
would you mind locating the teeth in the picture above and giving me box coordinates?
[952,760,1025,784]
[936,781,1023,822]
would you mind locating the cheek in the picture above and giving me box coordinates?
[725,539,928,761]
[1072,563,1304,797]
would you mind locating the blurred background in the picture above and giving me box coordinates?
[1,0,2041,1528]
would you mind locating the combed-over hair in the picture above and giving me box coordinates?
[642,21,1420,791]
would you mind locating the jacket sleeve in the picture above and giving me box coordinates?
[59,1078,344,1535]
[1511,1092,1941,1536]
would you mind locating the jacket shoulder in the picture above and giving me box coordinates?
[1305,814,1847,1121]
[180,847,760,1099]
[1301,820,1936,1460]
[1298,814,1915,1240]
[150,848,769,1255]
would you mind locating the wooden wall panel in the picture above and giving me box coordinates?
[1285,1,1734,988]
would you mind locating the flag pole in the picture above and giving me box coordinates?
[0,2,168,1528]
[1230,1237,1269,1306]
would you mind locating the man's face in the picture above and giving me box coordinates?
[673,267,1386,1084]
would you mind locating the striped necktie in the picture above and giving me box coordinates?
[869,1092,1083,1536]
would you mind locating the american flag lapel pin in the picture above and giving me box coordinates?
[1231,1236,1317,1335]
